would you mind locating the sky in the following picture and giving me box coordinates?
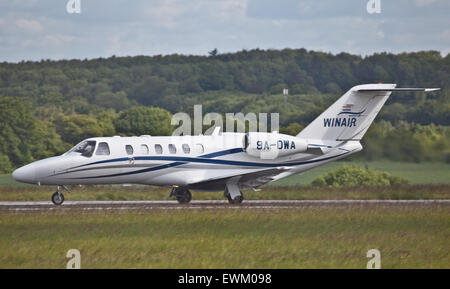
[0,0,449,62]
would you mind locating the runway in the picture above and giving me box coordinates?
[0,200,449,212]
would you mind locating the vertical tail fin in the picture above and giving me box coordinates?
[297,84,439,141]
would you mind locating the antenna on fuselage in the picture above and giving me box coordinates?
[211,126,221,136]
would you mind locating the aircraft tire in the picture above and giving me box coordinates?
[176,189,192,204]
[51,191,64,205]
[226,193,244,204]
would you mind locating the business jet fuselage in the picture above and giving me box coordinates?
[12,84,439,205]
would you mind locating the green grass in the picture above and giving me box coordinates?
[0,207,448,268]
[0,175,29,187]
[269,161,450,186]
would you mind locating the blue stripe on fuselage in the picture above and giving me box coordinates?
[66,147,245,171]
[64,151,350,179]
[198,147,243,158]
[74,161,187,179]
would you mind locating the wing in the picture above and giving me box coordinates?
[187,167,290,191]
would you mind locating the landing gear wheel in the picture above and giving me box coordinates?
[173,188,192,204]
[227,194,243,204]
[51,191,64,205]
[224,189,244,204]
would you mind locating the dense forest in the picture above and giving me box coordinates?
[0,48,449,172]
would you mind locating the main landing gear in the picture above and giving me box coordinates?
[170,187,192,204]
[51,185,70,205]
[224,184,244,204]
[169,184,244,205]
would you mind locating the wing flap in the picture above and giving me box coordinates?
[187,167,290,191]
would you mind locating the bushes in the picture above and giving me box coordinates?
[114,106,173,136]
[358,121,450,163]
[312,165,410,187]
[0,153,12,174]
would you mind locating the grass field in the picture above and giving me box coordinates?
[1,161,448,269]
[0,207,448,268]
[270,161,450,186]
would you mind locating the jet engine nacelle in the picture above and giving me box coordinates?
[244,132,308,159]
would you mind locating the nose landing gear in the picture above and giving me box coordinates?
[51,191,64,205]
[51,185,70,205]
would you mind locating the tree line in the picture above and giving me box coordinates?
[0,48,448,172]
[0,49,448,124]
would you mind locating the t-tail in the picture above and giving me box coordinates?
[297,84,440,142]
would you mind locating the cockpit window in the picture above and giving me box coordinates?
[67,141,96,158]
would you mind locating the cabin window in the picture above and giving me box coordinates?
[155,144,163,154]
[141,144,149,155]
[169,144,177,154]
[96,142,110,155]
[182,144,190,154]
[196,144,204,154]
[125,145,134,155]
[67,140,96,158]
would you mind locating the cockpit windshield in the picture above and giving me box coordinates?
[66,141,96,157]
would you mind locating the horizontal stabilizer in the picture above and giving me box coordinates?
[357,88,440,92]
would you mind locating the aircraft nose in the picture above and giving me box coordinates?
[12,164,37,184]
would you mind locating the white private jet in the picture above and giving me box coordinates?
[12,84,439,205]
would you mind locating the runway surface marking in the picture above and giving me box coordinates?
[0,200,449,212]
